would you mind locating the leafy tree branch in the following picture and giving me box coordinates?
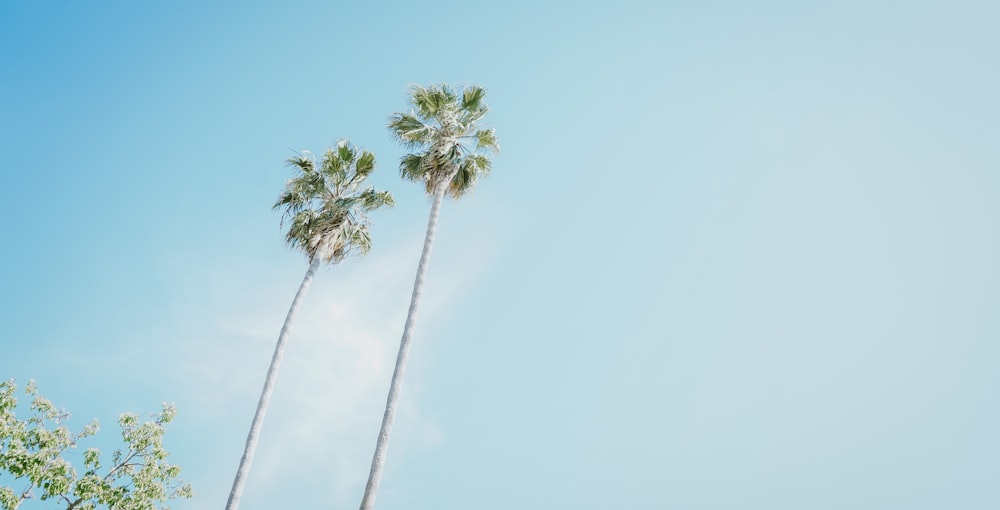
[0,379,191,510]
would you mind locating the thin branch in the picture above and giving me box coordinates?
[104,448,140,481]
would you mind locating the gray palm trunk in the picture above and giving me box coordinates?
[226,256,321,510]
[359,184,447,510]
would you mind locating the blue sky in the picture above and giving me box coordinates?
[2,1,999,508]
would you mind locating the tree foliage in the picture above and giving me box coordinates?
[388,83,499,197]
[0,380,191,510]
[274,140,395,264]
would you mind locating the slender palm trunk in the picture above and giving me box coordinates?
[226,256,321,510]
[359,186,446,510]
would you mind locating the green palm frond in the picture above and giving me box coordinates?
[459,108,487,129]
[399,153,424,181]
[321,149,347,185]
[284,209,319,249]
[446,154,492,197]
[388,114,432,148]
[468,154,491,174]
[286,154,315,174]
[461,86,486,112]
[388,83,499,198]
[473,129,499,153]
[355,151,376,178]
[359,188,395,211]
[273,190,306,213]
[274,139,393,263]
[411,84,457,120]
[336,140,355,165]
[347,224,373,256]
[448,162,473,197]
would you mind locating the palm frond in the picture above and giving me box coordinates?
[409,85,436,118]
[377,190,395,207]
[336,139,356,165]
[355,150,376,178]
[399,153,425,182]
[359,188,395,211]
[448,160,474,197]
[347,224,373,256]
[273,189,307,213]
[469,154,492,175]
[458,107,487,129]
[388,114,432,147]
[284,209,319,252]
[461,86,486,112]
[410,84,457,120]
[321,149,347,185]
[286,155,315,174]
[474,129,499,153]
[273,173,323,215]
[331,196,358,211]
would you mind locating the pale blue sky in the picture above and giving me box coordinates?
[2,1,999,509]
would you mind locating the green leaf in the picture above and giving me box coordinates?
[355,151,376,177]
[286,155,314,174]
[399,154,424,182]
[389,114,431,146]
[337,139,355,164]
[462,86,486,112]
[0,380,191,509]
[475,129,498,152]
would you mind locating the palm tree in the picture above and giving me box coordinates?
[227,140,394,510]
[359,84,498,510]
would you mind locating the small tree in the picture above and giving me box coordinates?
[0,379,192,510]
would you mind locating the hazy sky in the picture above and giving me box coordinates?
[2,1,999,509]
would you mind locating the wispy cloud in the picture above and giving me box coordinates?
[161,227,500,509]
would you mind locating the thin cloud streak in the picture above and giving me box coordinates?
[166,229,498,509]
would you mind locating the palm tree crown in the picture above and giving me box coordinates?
[275,139,395,262]
[388,83,499,197]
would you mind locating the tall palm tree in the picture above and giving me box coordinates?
[227,140,394,510]
[359,84,498,510]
